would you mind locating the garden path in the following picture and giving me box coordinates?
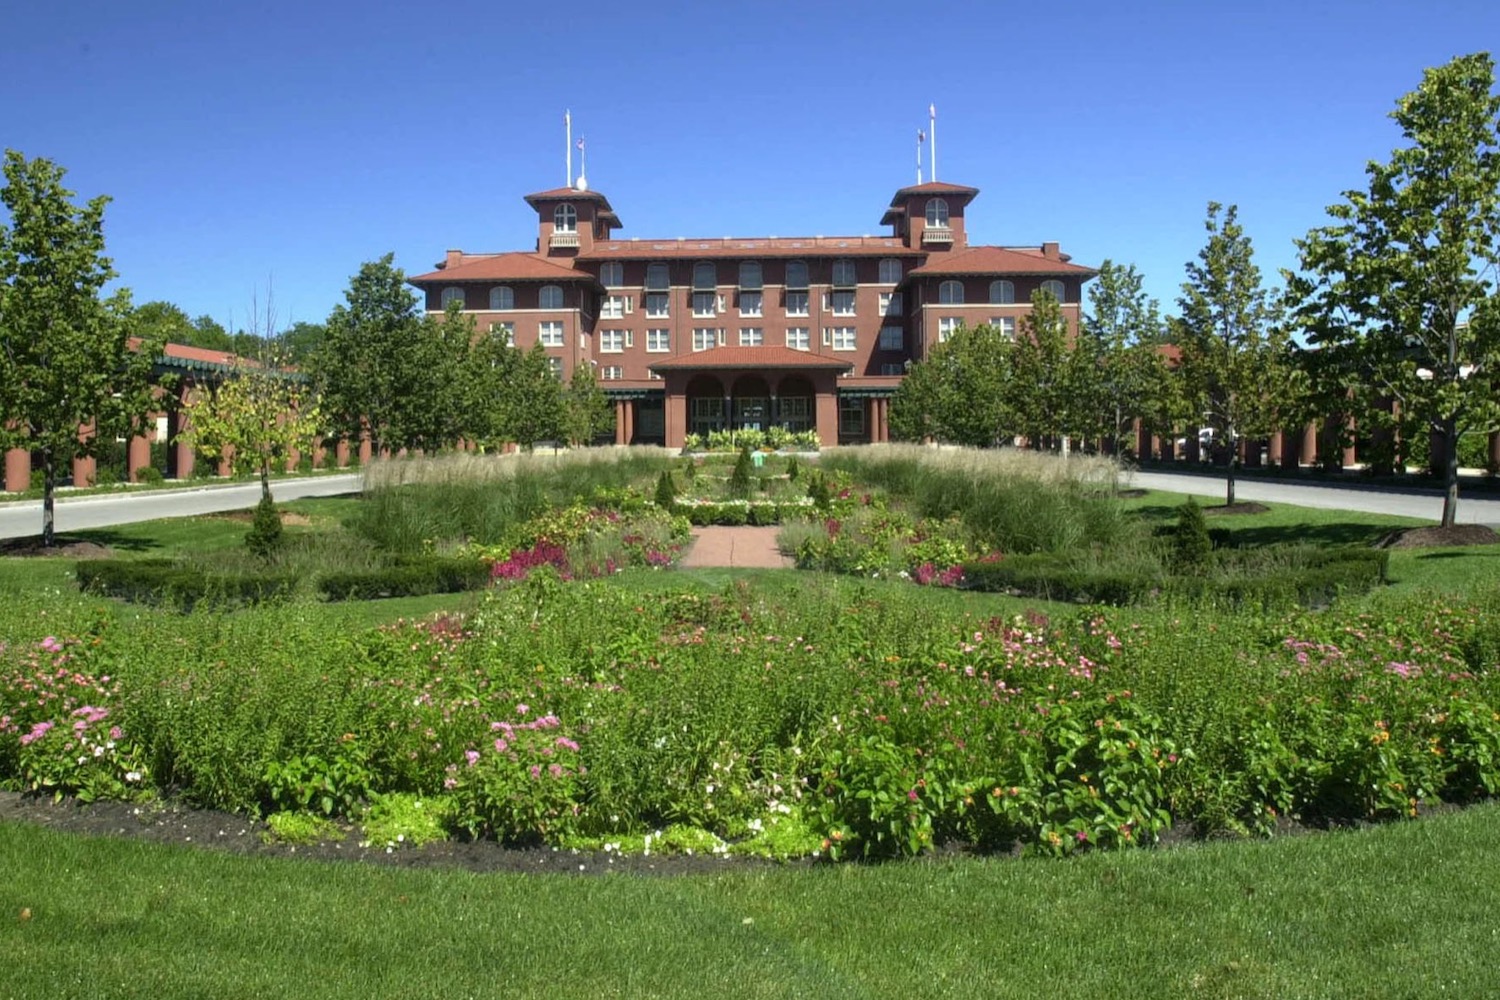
[678,526,792,569]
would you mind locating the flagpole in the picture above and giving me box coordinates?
[916,129,923,184]
[565,110,573,188]
[929,103,937,182]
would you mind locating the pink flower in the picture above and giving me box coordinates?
[516,703,530,716]
[1075,830,1089,843]
[548,763,564,778]
[555,736,580,752]
[465,749,480,767]
[40,636,62,653]
[494,738,509,753]
[19,721,53,746]
[529,765,542,779]
[907,789,919,802]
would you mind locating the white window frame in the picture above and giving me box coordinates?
[646,328,670,353]
[831,290,856,316]
[878,258,902,284]
[995,316,1017,340]
[554,204,577,233]
[538,321,564,347]
[645,292,670,318]
[831,326,857,351]
[691,328,717,351]
[738,327,764,347]
[880,363,905,376]
[599,329,626,353]
[540,284,565,309]
[785,290,809,317]
[739,290,763,317]
[600,295,629,320]
[938,280,964,305]
[879,291,903,316]
[989,279,1015,305]
[546,356,564,380]
[925,198,949,228]
[489,321,515,346]
[692,291,717,318]
[786,327,810,351]
[599,262,624,288]
[601,365,624,381]
[878,326,904,351]
[488,286,514,310]
[440,287,465,309]
[1041,279,1066,302]
[937,316,961,343]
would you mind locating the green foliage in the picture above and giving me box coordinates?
[360,792,454,849]
[134,465,164,485]
[729,445,754,498]
[246,493,285,557]
[1172,497,1212,572]
[786,456,800,482]
[74,558,299,610]
[262,811,344,845]
[563,361,612,446]
[890,322,1015,445]
[316,556,490,602]
[0,151,162,545]
[264,747,374,818]
[654,469,677,508]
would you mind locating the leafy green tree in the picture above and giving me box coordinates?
[563,361,612,446]
[1287,53,1500,525]
[190,314,235,353]
[184,353,321,503]
[1081,260,1166,456]
[131,300,198,347]
[0,151,161,545]
[889,323,1016,446]
[1009,290,1080,450]
[500,343,564,451]
[280,321,327,363]
[1177,202,1290,505]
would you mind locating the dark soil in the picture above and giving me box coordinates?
[0,536,113,559]
[1116,488,1150,499]
[0,791,797,877]
[1378,524,1500,549]
[1203,502,1271,516]
[213,510,312,527]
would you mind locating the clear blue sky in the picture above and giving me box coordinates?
[5,0,1497,332]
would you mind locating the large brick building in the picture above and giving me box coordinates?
[409,176,1096,448]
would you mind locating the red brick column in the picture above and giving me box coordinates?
[128,430,152,483]
[335,439,350,467]
[814,389,838,449]
[664,381,687,451]
[5,447,30,492]
[1301,422,1318,468]
[358,433,372,464]
[168,384,195,480]
[1267,430,1284,466]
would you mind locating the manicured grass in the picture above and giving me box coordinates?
[3,804,1497,998]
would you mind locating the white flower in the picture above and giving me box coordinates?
[124,771,142,783]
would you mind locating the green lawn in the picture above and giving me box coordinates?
[3,804,1496,998]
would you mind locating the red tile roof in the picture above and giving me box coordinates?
[648,346,854,372]
[581,235,919,260]
[888,181,980,203]
[409,253,598,284]
[909,246,1097,277]
[523,187,617,212]
[126,337,254,367]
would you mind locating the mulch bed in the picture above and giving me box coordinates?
[1377,524,1500,549]
[1203,502,1271,516]
[0,537,113,559]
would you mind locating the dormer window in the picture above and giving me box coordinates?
[489,286,514,310]
[440,287,465,309]
[878,258,902,284]
[599,262,623,288]
[1040,279,1066,302]
[540,285,564,309]
[738,261,762,290]
[784,260,808,290]
[938,280,964,305]
[693,262,717,290]
[988,280,1014,305]
[925,199,950,228]
[554,204,577,232]
[832,258,856,288]
[645,263,670,290]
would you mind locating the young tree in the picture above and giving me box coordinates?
[1287,52,1500,525]
[0,151,161,545]
[500,342,564,451]
[1081,260,1166,455]
[1009,290,1080,450]
[563,361,612,446]
[889,323,1015,446]
[185,354,321,504]
[1177,202,1289,505]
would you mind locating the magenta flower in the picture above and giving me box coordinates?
[555,736,580,752]
[516,703,530,716]
[1075,830,1089,843]
[907,789,919,802]
[494,738,509,753]
[19,721,53,746]
[465,749,481,767]
[548,763,564,778]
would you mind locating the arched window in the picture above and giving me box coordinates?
[440,287,465,309]
[645,263,669,290]
[739,261,762,290]
[925,199,949,228]
[1040,279,1066,302]
[553,204,577,232]
[988,280,1014,305]
[784,260,808,290]
[489,286,514,310]
[539,285,564,309]
[693,262,717,290]
[938,280,964,305]
[878,258,902,284]
[599,262,623,288]
[832,258,856,288]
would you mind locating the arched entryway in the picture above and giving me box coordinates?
[730,375,771,432]
[686,374,726,438]
[774,375,814,432]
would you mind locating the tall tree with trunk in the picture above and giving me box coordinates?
[1177,202,1288,505]
[889,323,1016,446]
[1009,290,1079,450]
[1081,260,1166,456]
[185,354,321,503]
[0,151,161,545]
[1287,52,1500,526]
[563,361,612,446]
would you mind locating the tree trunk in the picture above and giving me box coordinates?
[41,453,56,547]
[1226,457,1237,508]
[260,459,272,504]
[1441,417,1459,527]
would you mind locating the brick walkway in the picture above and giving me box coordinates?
[677,526,792,569]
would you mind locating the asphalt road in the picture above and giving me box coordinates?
[1126,468,1500,525]
[0,474,365,540]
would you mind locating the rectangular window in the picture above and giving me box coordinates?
[692,328,717,351]
[779,397,810,420]
[937,317,961,343]
[601,365,623,380]
[739,290,762,317]
[646,328,670,353]
[489,321,515,346]
[839,397,865,436]
[539,321,564,347]
[878,326,903,351]
[599,330,626,353]
[831,327,857,351]
[880,363,905,376]
[738,327,763,347]
[601,295,629,319]
[599,262,624,288]
[880,292,903,316]
[692,292,716,318]
[545,356,563,380]
[831,291,856,316]
[997,316,1017,340]
[786,327,810,351]
[645,292,670,317]
[785,291,809,317]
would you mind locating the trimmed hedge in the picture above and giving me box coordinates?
[677,501,813,526]
[75,559,298,610]
[316,556,491,602]
[961,546,1389,608]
